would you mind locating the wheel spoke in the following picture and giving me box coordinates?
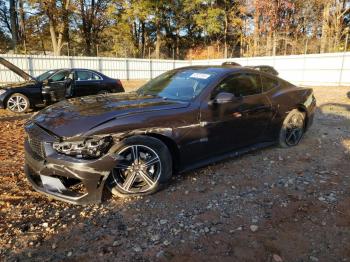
[122,172,137,191]
[142,156,160,168]
[115,162,131,170]
[138,170,155,187]
[131,145,139,163]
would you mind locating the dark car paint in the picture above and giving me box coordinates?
[0,64,124,110]
[24,66,316,205]
[33,93,191,138]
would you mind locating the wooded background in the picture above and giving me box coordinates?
[0,0,349,59]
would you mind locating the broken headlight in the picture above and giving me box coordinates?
[53,136,113,159]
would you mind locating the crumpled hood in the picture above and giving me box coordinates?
[32,92,190,138]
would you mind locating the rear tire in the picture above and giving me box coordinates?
[107,135,172,198]
[279,109,306,148]
[6,93,30,113]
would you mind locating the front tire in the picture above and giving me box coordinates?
[6,93,30,113]
[107,135,172,198]
[279,109,306,147]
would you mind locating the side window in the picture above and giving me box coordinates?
[76,71,92,81]
[76,71,102,81]
[216,73,262,97]
[50,70,70,82]
[261,75,279,92]
[92,72,102,80]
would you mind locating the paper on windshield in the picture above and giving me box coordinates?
[190,73,211,79]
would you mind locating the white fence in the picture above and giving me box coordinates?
[1,52,350,86]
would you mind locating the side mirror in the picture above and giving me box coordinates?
[43,79,53,85]
[209,92,235,105]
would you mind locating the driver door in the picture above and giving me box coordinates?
[44,70,71,102]
[200,72,273,157]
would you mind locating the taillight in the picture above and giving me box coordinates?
[116,79,123,87]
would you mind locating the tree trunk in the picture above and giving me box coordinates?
[18,0,25,48]
[9,0,18,52]
[266,30,273,56]
[176,28,180,59]
[48,18,59,55]
[36,18,46,55]
[155,21,161,59]
[253,2,259,56]
[284,27,288,55]
[272,31,277,56]
[62,0,70,54]
[224,13,228,58]
[141,21,145,58]
[320,3,330,53]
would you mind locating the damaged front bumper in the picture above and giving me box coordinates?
[24,140,116,205]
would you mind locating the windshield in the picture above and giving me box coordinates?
[36,70,58,82]
[137,69,217,101]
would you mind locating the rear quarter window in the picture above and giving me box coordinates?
[261,75,279,92]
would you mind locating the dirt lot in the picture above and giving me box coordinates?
[0,83,349,262]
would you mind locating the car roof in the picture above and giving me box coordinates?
[249,65,274,68]
[51,68,101,71]
[174,65,264,76]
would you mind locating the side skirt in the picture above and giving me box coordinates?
[179,141,276,174]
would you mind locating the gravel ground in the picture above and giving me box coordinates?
[0,84,349,262]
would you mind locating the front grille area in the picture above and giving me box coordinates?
[25,122,58,159]
[28,134,45,159]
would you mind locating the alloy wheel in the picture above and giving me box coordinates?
[111,145,162,193]
[285,113,304,146]
[7,95,28,113]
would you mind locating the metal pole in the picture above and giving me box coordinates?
[304,39,308,55]
[149,47,152,79]
[338,32,349,86]
[345,33,349,52]
[190,49,192,65]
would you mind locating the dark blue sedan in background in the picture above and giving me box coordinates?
[0,57,124,113]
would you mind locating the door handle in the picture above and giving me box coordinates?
[232,112,242,118]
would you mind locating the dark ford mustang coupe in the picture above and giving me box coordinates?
[0,57,124,113]
[24,66,316,204]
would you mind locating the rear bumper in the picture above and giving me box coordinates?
[24,140,116,205]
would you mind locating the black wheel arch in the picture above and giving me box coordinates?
[295,103,308,129]
[145,133,180,172]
